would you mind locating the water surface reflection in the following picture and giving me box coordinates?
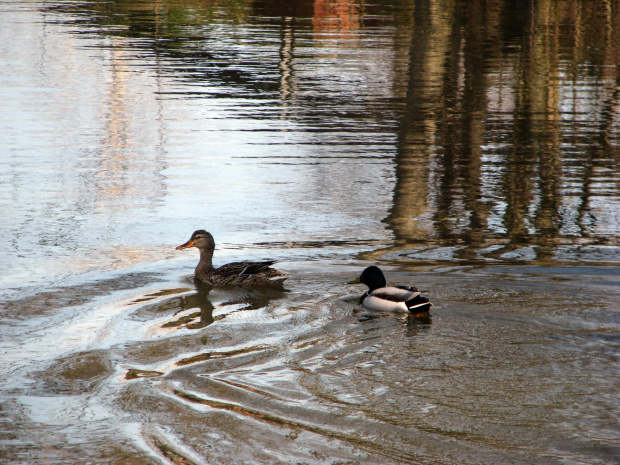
[1,0,619,464]
[33,0,620,266]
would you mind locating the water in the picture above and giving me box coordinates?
[1,1,619,463]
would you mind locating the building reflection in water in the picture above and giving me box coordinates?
[312,0,361,39]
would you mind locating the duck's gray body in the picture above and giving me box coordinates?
[362,286,422,312]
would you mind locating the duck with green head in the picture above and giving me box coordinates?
[349,266,432,315]
[176,230,289,286]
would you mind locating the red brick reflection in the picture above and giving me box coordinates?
[312,0,361,39]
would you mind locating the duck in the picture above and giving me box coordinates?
[176,230,289,286]
[348,266,432,315]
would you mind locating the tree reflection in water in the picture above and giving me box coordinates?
[386,0,619,263]
[42,0,619,265]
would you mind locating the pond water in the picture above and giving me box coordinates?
[1,1,619,464]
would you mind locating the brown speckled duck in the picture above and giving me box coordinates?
[176,230,289,286]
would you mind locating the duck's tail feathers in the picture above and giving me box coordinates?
[406,295,432,313]
[268,275,290,285]
[239,260,278,275]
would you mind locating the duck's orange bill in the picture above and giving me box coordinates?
[176,240,195,250]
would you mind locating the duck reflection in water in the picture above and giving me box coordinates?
[405,313,432,337]
[355,306,432,338]
[164,281,287,330]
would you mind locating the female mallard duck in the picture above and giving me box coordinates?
[176,230,288,286]
[349,266,432,315]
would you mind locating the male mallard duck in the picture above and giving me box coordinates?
[176,230,288,286]
[348,266,432,315]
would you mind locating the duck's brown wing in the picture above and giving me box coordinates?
[216,260,278,279]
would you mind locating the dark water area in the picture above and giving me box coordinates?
[1,1,619,464]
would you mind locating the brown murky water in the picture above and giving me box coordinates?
[1,1,619,464]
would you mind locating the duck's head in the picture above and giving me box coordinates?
[176,230,215,251]
[348,266,387,291]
